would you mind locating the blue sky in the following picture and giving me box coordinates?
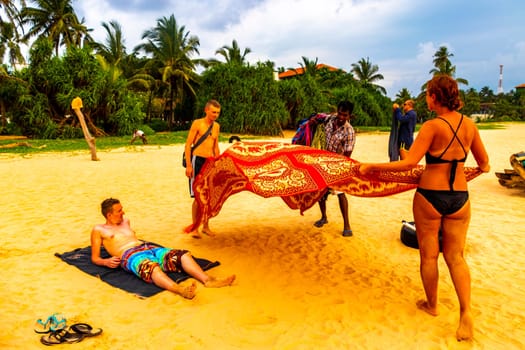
[37,0,525,97]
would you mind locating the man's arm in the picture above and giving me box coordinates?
[342,124,355,158]
[395,108,412,123]
[90,226,120,268]
[90,227,106,266]
[213,123,220,157]
[185,120,200,177]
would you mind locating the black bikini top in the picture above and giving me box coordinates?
[425,115,468,191]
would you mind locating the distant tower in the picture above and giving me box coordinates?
[497,64,504,94]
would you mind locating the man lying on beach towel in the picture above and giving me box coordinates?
[56,245,220,298]
[91,198,235,299]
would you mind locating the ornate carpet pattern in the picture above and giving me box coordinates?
[185,142,482,232]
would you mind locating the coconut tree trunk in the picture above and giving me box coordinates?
[71,97,99,161]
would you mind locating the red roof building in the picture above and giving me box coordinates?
[278,64,343,79]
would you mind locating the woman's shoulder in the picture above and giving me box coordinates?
[420,118,441,129]
[461,114,477,125]
[423,112,471,125]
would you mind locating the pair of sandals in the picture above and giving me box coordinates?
[314,218,353,236]
[35,314,103,346]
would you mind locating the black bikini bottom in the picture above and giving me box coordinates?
[416,188,469,216]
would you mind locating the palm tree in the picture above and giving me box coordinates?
[69,16,93,48]
[430,46,453,73]
[91,20,160,120]
[0,0,25,28]
[428,46,468,86]
[90,20,128,100]
[0,20,26,68]
[295,56,319,77]
[351,56,386,95]
[479,86,495,103]
[21,0,89,55]
[214,39,251,65]
[395,88,412,104]
[92,20,126,67]
[430,59,455,76]
[134,14,200,126]
[1,0,25,58]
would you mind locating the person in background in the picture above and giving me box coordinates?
[131,129,147,144]
[389,100,417,160]
[313,100,356,237]
[359,75,490,341]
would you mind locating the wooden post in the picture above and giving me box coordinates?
[71,97,99,161]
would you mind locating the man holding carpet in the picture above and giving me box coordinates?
[184,100,222,238]
[313,100,356,237]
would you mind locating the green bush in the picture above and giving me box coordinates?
[148,118,169,132]
[138,125,155,135]
[61,125,84,139]
[6,122,22,135]
[497,115,517,122]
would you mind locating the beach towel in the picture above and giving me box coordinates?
[291,113,327,147]
[388,110,399,161]
[291,116,315,146]
[184,141,484,233]
[55,245,220,298]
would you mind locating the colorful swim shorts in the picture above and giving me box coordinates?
[120,242,188,283]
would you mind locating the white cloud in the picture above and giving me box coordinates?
[12,0,523,97]
[205,0,410,69]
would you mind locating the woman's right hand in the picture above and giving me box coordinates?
[479,164,490,173]
[359,163,374,175]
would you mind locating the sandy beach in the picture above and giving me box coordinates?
[1,123,524,349]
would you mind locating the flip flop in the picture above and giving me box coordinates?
[70,323,103,337]
[314,218,328,228]
[40,328,84,345]
[34,313,67,334]
[342,229,353,237]
[34,317,54,334]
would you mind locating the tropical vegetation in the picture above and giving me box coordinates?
[1,2,524,139]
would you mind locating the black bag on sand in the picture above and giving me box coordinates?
[400,220,443,252]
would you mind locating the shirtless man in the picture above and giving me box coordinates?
[91,198,235,299]
[184,100,221,238]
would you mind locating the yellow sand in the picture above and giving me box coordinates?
[1,123,524,349]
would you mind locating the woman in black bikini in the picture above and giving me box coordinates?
[359,75,490,341]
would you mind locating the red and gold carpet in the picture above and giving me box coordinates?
[185,141,482,232]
